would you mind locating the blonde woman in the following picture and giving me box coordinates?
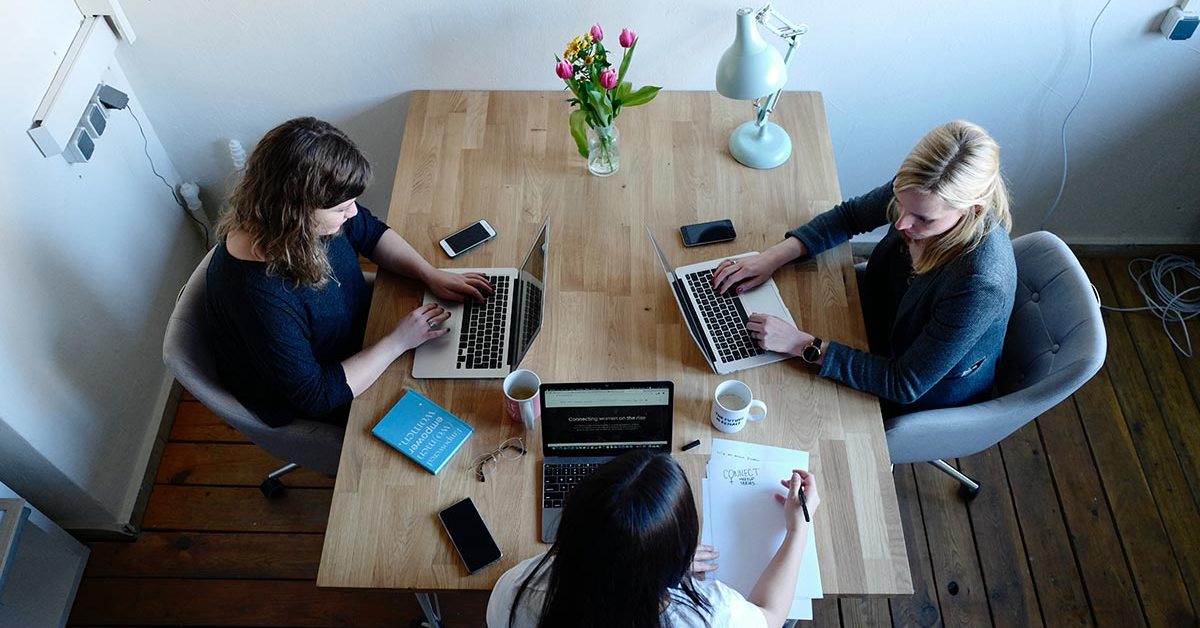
[712,121,1016,415]
[207,117,493,427]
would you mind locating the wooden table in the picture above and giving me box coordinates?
[317,91,913,602]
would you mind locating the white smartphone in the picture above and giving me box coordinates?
[439,220,496,258]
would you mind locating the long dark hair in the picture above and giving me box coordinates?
[510,451,712,627]
[218,117,371,287]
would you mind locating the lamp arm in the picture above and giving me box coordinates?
[754,37,801,127]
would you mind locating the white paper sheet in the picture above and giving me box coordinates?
[702,478,812,621]
[710,438,810,468]
[701,440,821,620]
[706,458,822,599]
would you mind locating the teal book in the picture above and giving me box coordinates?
[372,389,474,475]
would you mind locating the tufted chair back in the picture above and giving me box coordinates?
[162,249,346,476]
[885,231,1107,465]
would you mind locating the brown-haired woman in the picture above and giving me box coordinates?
[206,117,493,427]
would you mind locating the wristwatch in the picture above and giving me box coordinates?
[800,337,823,364]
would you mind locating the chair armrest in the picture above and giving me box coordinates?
[884,356,1100,464]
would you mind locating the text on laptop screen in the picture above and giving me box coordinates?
[542,387,671,455]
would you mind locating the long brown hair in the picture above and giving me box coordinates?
[218,117,371,287]
[888,120,1012,274]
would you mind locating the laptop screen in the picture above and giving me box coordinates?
[508,218,549,368]
[541,382,673,457]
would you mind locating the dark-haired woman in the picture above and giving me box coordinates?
[486,451,820,628]
[206,117,493,427]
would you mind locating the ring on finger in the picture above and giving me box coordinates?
[427,319,438,329]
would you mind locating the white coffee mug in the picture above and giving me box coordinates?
[711,380,768,433]
[503,369,541,431]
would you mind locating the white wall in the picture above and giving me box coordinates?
[113,0,1200,244]
[0,0,206,530]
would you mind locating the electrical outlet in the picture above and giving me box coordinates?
[63,127,95,163]
[82,102,106,138]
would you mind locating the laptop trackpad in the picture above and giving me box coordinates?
[541,508,562,544]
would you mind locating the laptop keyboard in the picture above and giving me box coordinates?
[542,462,601,509]
[456,275,510,370]
[684,268,765,364]
[519,282,543,343]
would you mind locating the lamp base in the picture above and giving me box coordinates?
[729,120,792,169]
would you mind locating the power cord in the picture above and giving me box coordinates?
[1040,0,1116,230]
[126,106,211,248]
[1096,255,1200,356]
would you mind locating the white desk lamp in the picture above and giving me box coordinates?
[715,5,808,169]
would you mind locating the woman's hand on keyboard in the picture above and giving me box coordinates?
[712,238,808,295]
[747,313,810,356]
[711,254,778,295]
[390,303,452,353]
[426,269,494,303]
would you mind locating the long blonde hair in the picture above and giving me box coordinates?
[888,120,1012,274]
[217,117,371,287]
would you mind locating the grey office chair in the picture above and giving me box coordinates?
[884,231,1106,498]
[162,249,347,498]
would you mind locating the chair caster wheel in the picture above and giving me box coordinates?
[958,483,981,501]
[260,477,286,499]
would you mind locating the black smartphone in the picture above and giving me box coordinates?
[438,497,503,574]
[680,219,736,247]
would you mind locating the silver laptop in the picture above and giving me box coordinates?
[539,381,674,543]
[647,229,797,374]
[412,218,548,379]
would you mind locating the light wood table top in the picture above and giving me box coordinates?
[317,91,912,596]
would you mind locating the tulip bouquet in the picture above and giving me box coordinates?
[555,23,660,175]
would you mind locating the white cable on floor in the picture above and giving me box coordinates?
[1098,255,1200,357]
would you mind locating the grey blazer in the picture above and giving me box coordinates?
[788,182,1017,414]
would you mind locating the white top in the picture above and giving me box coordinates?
[485,553,768,628]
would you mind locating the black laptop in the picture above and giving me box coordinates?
[539,381,674,543]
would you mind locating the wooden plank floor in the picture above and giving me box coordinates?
[69,255,1200,627]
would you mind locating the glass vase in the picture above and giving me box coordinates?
[587,124,620,177]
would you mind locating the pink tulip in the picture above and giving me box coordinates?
[600,68,618,90]
[590,23,604,42]
[619,28,636,48]
[555,60,574,80]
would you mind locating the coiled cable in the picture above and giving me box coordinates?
[1097,255,1200,357]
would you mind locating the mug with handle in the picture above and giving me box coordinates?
[710,379,768,433]
[503,369,541,431]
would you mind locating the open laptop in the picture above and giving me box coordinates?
[647,229,797,374]
[539,381,674,543]
[412,217,549,379]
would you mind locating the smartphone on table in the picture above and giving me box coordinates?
[439,220,496,257]
[438,497,503,574]
[680,219,736,247]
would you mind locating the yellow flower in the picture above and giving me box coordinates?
[564,34,589,61]
[564,32,595,62]
[584,55,594,65]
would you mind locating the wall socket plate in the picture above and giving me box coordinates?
[63,127,95,163]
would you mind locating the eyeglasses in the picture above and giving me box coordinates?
[471,437,526,482]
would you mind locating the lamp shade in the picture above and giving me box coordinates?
[715,8,787,100]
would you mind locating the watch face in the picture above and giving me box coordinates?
[802,345,820,363]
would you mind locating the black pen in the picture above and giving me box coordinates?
[799,485,811,522]
[681,439,701,452]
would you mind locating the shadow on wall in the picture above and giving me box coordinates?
[0,419,113,528]
[340,91,414,221]
[193,92,416,227]
[13,217,205,529]
[1014,67,1200,241]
